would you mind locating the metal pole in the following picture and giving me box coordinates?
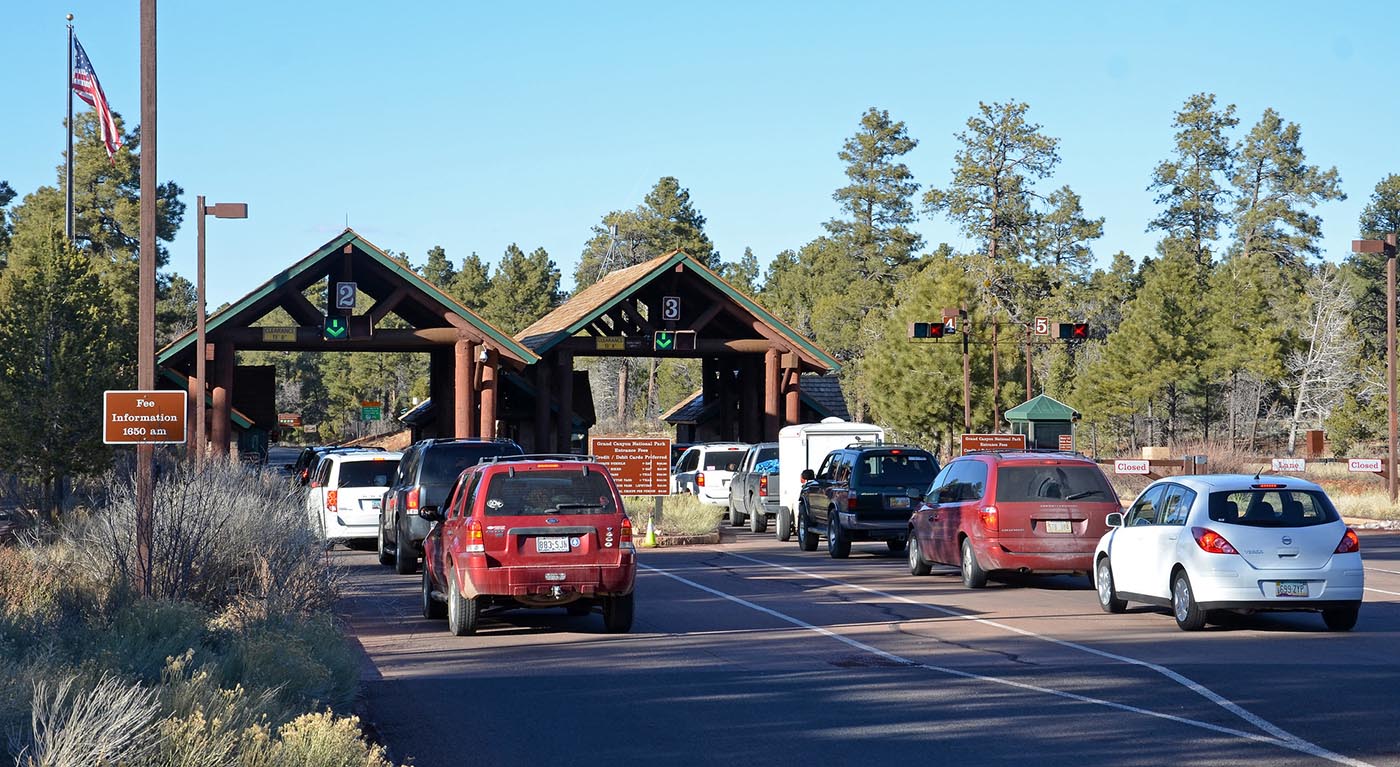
[1388,239,1397,503]
[136,0,157,596]
[961,306,971,432]
[65,15,74,241]
[195,196,206,465]
[1024,325,1033,400]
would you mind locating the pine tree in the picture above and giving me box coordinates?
[483,245,562,334]
[1147,93,1238,265]
[0,180,15,267]
[824,107,923,279]
[719,246,760,294]
[449,251,492,311]
[575,177,717,288]
[1343,173,1400,361]
[420,245,457,289]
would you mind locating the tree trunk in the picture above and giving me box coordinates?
[1146,400,1155,446]
[616,362,628,424]
[1248,379,1264,450]
[1228,372,1238,448]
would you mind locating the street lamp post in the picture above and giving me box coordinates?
[1352,233,1399,502]
[195,197,247,462]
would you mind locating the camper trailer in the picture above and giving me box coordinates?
[774,418,884,541]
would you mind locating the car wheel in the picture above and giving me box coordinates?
[960,538,988,589]
[376,522,395,567]
[886,538,906,554]
[1171,571,1207,631]
[908,533,931,576]
[567,600,593,617]
[394,523,418,575]
[750,506,767,534]
[1095,556,1127,614]
[421,566,445,620]
[1322,604,1360,632]
[446,573,479,636]
[602,592,634,633]
[775,508,792,542]
[729,505,744,528]
[797,505,818,552]
[827,512,850,559]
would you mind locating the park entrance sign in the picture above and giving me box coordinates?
[104,390,187,444]
[590,437,671,497]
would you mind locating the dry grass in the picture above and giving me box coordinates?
[624,494,719,538]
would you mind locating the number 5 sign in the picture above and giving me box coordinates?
[1034,316,1050,336]
[335,282,357,311]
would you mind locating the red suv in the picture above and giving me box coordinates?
[907,451,1119,587]
[419,454,637,636]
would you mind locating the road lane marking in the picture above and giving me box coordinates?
[719,552,1363,765]
[1366,567,1400,576]
[641,563,1371,767]
[1365,587,1400,596]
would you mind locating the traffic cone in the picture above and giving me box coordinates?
[645,518,658,547]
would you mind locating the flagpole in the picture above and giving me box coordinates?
[65,14,74,241]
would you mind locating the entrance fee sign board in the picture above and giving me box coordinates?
[1271,458,1306,473]
[960,433,1027,454]
[104,390,187,444]
[590,437,671,497]
[1348,458,1383,473]
[1114,459,1150,475]
[1058,434,1073,451]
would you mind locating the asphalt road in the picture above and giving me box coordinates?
[336,528,1400,767]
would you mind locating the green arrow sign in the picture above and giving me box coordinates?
[654,331,674,351]
[324,316,349,340]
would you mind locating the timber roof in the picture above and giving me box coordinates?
[516,250,840,373]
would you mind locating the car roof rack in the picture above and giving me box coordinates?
[478,453,596,464]
[844,442,925,451]
[962,448,1089,458]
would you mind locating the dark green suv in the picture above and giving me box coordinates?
[796,444,940,559]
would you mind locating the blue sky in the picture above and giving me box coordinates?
[5,2,1399,309]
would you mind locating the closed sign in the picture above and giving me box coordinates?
[1113,460,1149,475]
[1348,458,1382,473]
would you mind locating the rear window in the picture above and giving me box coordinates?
[336,459,398,488]
[994,465,1115,503]
[854,452,938,486]
[754,447,778,465]
[421,443,523,483]
[481,469,617,516]
[702,450,746,471]
[1208,489,1339,527]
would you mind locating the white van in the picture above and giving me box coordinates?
[672,442,751,509]
[775,419,884,541]
[306,450,402,547]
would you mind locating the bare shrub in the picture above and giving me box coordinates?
[240,712,395,767]
[23,673,160,767]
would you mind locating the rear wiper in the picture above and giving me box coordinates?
[553,503,605,511]
[1065,489,1105,500]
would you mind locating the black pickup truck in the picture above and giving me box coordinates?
[726,442,780,532]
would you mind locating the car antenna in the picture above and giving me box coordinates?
[1253,466,1263,481]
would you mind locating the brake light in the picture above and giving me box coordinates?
[620,516,634,551]
[980,506,998,531]
[1335,528,1360,554]
[465,518,485,554]
[1252,483,1285,489]
[847,495,858,511]
[759,474,768,497]
[1192,527,1239,555]
[406,488,420,515]
[326,489,338,512]
[697,472,705,488]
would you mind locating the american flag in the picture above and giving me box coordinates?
[71,37,122,161]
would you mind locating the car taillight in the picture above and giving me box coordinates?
[980,506,998,531]
[1192,527,1239,555]
[1335,528,1360,554]
[465,518,485,554]
[696,472,705,488]
[758,474,768,497]
[406,488,420,515]
[620,516,634,552]
[847,495,858,511]
[326,489,338,512]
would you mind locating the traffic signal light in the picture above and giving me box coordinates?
[323,315,350,340]
[654,330,697,351]
[1056,322,1089,339]
[908,322,946,339]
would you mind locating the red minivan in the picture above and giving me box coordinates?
[420,455,637,636]
[907,451,1119,588]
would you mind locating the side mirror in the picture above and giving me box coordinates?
[420,506,444,523]
[1106,511,1124,528]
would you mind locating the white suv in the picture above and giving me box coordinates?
[1093,474,1364,631]
[672,442,750,509]
[306,450,402,547]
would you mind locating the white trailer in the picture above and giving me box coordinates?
[774,418,884,541]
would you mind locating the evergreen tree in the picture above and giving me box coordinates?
[449,250,492,311]
[483,245,562,334]
[719,246,760,295]
[0,180,15,267]
[824,107,923,279]
[1343,173,1400,360]
[575,177,717,288]
[0,230,125,515]
[1204,249,1292,445]
[757,247,812,337]
[420,245,456,289]
[1147,93,1238,265]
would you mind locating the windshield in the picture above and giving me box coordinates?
[1208,489,1339,528]
[994,465,1115,502]
[336,459,398,488]
[703,451,746,471]
[422,443,523,483]
[854,452,938,487]
[481,470,617,516]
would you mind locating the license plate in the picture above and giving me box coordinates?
[535,536,570,553]
[1044,520,1072,534]
[369,500,381,509]
[888,496,910,509]
[1276,581,1309,598]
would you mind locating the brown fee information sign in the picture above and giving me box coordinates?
[104,390,188,445]
[590,436,671,497]
[960,433,1026,455]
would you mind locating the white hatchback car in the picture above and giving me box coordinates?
[306,450,402,546]
[1093,474,1363,631]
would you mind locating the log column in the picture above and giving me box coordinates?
[556,352,574,453]
[534,355,552,452]
[782,355,801,427]
[764,348,780,439]
[479,348,498,439]
[454,337,477,438]
[211,342,234,457]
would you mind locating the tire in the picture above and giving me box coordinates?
[729,505,744,528]
[1322,604,1360,632]
[1171,571,1207,631]
[421,566,446,620]
[567,600,593,617]
[1095,556,1127,614]
[797,505,819,552]
[394,523,418,575]
[750,506,767,534]
[446,573,479,636]
[908,533,931,576]
[775,508,792,542]
[960,538,988,589]
[827,511,850,559]
[602,592,634,633]
[886,538,907,554]
[377,520,394,566]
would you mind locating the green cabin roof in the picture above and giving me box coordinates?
[1003,394,1080,422]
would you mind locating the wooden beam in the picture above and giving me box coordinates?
[368,286,409,325]
[281,290,323,326]
[690,301,724,333]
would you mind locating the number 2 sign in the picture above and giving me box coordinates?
[335,282,357,310]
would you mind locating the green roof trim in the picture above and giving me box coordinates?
[526,251,840,373]
[158,370,253,429]
[1003,394,1080,422]
[158,229,537,366]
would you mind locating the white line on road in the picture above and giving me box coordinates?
[1366,567,1400,576]
[1365,587,1400,597]
[641,563,1371,767]
[721,552,1370,767]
